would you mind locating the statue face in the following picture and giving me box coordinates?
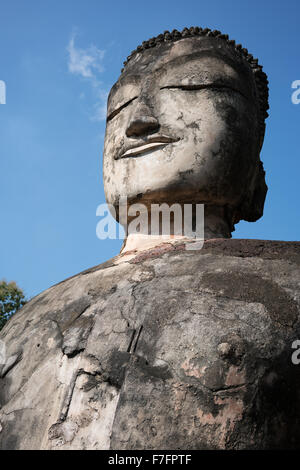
[103,37,261,219]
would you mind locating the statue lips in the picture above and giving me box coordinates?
[116,135,180,160]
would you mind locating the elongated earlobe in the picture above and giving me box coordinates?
[239,161,268,223]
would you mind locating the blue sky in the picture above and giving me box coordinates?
[0,0,299,300]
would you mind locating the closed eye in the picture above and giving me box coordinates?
[107,96,138,122]
[160,84,248,100]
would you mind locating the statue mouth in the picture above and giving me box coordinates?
[116,136,180,159]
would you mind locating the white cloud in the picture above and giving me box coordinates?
[67,34,105,79]
[67,33,108,121]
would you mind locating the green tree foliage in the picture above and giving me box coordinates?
[0,280,26,331]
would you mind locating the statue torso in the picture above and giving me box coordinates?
[0,239,299,449]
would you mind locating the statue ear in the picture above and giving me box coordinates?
[237,122,267,223]
[258,123,266,153]
[241,160,268,222]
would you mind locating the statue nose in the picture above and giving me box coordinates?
[126,102,159,137]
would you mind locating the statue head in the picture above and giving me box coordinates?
[103,27,269,237]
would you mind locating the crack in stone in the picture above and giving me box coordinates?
[127,329,136,353]
[1,406,35,416]
[133,325,143,353]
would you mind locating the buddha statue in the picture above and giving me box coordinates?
[0,27,299,450]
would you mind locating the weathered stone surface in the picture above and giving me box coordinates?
[0,239,299,449]
[103,32,268,237]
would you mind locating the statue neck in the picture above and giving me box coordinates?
[120,205,233,254]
